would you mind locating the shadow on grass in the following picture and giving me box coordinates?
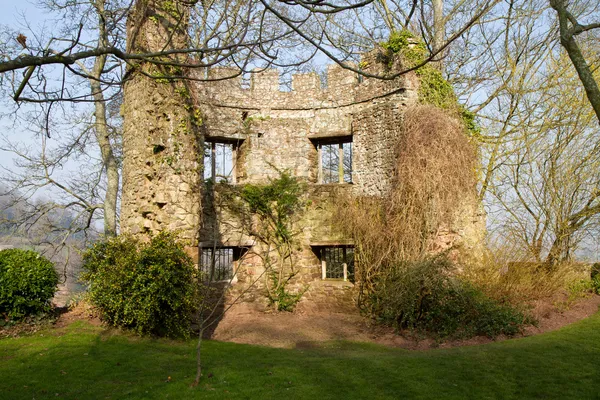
[1,314,600,399]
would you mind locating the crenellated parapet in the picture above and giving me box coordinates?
[196,53,415,111]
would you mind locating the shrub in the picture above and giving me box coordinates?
[370,256,528,339]
[463,246,592,306]
[591,263,600,280]
[591,263,600,294]
[0,249,58,320]
[81,232,198,338]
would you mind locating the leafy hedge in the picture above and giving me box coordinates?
[81,232,198,338]
[369,256,529,339]
[0,249,58,320]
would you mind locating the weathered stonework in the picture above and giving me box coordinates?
[121,0,202,250]
[121,42,485,312]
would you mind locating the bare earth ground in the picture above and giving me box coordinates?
[5,295,599,348]
[53,302,102,329]
[208,295,600,350]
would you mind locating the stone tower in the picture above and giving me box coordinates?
[120,0,203,250]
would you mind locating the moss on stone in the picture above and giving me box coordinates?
[381,30,480,137]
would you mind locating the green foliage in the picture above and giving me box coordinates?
[370,256,529,339]
[591,263,600,279]
[568,278,594,301]
[415,66,457,110]
[230,171,308,311]
[381,30,427,66]
[459,105,482,137]
[239,171,306,245]
[161,0,180,18]
[381,30,481,137]
[266,272,308,312]
[175,86,190,99]
[590,263,600,294]
[592,278,600,295]
[81,232,198,338]
[554,277,596,311]
[0,249,58,320]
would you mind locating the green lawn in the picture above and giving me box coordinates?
[1,314,600,400]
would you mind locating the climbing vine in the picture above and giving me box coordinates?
[222,171,309,311]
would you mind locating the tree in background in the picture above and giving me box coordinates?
[550,0,600,123]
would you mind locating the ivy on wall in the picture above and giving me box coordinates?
[222,171,309,311]
[381,30,481,138]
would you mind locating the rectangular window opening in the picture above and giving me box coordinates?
[316,246,355,282]
[317,139,352,184]
[204,141,238,184]
[200,247,246,282]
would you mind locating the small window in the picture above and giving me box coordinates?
[317,139,352,184]
[317,246,354,281]
[204,141,238,183]
[200,247,246,281]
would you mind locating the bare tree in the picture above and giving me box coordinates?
[441,0,600,264]
[0,0,507,98]
[488,50,600,265]
[549,0,600,123]
[0,0,126,242]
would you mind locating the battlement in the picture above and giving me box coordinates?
[197,49,416,109]
[205,64,358,92]
[199,64,357,106]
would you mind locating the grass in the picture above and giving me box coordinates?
[1,314,600,399]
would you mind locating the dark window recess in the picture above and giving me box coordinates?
[320,247,354,281]
[200,247,246,281]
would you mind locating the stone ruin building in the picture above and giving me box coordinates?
[120,47,485,312]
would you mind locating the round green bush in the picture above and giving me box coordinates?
[0,249,58,320]
[81,232,198,338]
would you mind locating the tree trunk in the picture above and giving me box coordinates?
[193,322,204,386]
[90,0,119,236]
[544,236,568,270]
[91,79,119,236]
[432,0,446,72]
[550,0,600,124]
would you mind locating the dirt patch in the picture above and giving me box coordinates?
[524,294,600,335]
[53,302,102,329]
[0,318,56,339]
[12,295,598,350]
[208,303,379,348]
[209,295,600,350]
[1,302,103,339]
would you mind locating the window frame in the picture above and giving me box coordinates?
[314,136,353,184]
[199,246,246,282]
[314,245,355,282]
[204,139,242,184]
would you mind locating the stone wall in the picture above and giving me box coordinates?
[195,52,419,196]
[121,0,202,248]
